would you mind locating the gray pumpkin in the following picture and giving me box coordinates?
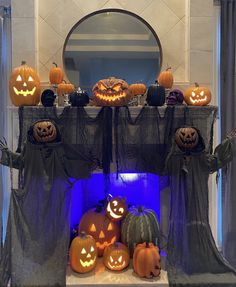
[121,206,160,256]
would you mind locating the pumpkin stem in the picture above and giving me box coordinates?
[166,66,172,71]
[21,60,26,65]
[95,204,103,213]
[52,62,58,67]
[62,80,67,84]
[79,231,87,238]
[194,82,199,87]
[137,205,144,213]
[146,242,150,248]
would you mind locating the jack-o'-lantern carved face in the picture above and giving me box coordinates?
[106,197,128,222]
[92,77,131,106]
[79,208,120,256]
[103,242,130,271]
[69,232,97,273]
[33,120,57,143]
[184,83,211,106]
[175,127,199,150]
[9,61,41,106]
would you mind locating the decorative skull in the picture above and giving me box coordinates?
[175,127,199,150]
[32,120,57,143]
[167,89,184,105]
[92,77,131,106]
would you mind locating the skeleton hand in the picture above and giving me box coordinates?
[0,138,8,151]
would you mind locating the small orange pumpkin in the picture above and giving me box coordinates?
[157,66,174,89]
[103,242,130,271]
[184,83,211,106]
[129,83,147,97]
[49,62,64,85]
[57,80,75,95]
[9,61,41,106]
[105,196,128,222]
[133,242,161,278]
[69,232,97,273]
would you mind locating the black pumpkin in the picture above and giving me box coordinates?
[146,81,165,106]
[69,88,89,107]
[41,89,56,107]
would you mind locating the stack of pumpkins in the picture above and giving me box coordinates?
[69,196,161,279]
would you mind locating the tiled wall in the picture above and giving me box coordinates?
[11,0,215,91]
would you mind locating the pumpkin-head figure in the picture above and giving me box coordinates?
[79,206,120,256]
[103,242,130,271]
[69,232,97,273]
[175,127,199,151]
[9,61,41,106]
[184,83,211,106]
[92,77,131,106]
[32,120,57,143]
[105,196,128,222]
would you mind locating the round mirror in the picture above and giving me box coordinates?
[63,9,162,92]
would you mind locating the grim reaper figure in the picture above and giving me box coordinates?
[0,120,95,287]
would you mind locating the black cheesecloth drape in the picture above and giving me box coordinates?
[220,0,236,268]
[1,105,236,286]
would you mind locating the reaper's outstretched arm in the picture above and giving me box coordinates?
[208,132,236,173]
[0,138,23,169]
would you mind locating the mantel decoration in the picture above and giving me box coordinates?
[49,62,64,85]
[9,61,41,106]
[69,88,90,107]
[41,89,56,107]
[69,231,97,273]
[32,120,58,143]
[57,80,75,96]
[146,81,165,106]
[166,88,184,105]
[92,77,131,106]
[184,83,212,106]
[157,66,174,89]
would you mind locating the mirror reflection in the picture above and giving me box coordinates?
[63,9,162,92]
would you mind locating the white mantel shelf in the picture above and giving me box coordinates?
[66,259,169,286]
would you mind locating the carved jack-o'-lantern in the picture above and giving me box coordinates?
[184,83,211,106]
[175,127,199,150]
[33,120,57,143]
[92,77,131,106]
[9,61,41,106]
[79,206,120,256]
[103,242,130,271]
[69,232,97,273]
[105,197,128,222]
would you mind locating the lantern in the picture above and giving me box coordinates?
[157,66,174,89]
[32,120,57,143]
[78,206,120,256]
[92,77,131,106]
[105,196,128,222]
[9,61,41,106]
[133,242,161,278]
[175,127,199,150]
[103,242,130,271]
[184,83,211,106]
[69,232,97,273]
[49,62,64,85]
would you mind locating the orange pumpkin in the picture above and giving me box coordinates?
[175,127,199,150]
[9,61,41,106]
[78,206,120,256]
[49,62,64,85]
[133,242,161,278]
[92,77,131,106]
[57,80,75,95]
[157,66,174,89]
[129,83,147,97]
[69,232,97,273]
[184,83,211,106]
[103,242,130,271]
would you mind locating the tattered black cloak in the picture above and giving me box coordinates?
[0,121,94,287]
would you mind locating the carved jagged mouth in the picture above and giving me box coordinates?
[96,236,116,250]
[190,96,207,104]
[79,257,96,267]
[37,129,54,138]
[181,139,197,147]
[13,86,36,97]
[108,261,126,269]
[95,92,126,102]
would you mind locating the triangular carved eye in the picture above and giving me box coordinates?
[90,246,95,252]
[118,255,123,263]
[16,75,22,81]
[107,223,113,231]
[113,84,121,92]
[90,224,96,232]
[110,256,114,262]
[191,91,196,97]
[81,248,86,254]
[99,83,107,91]
[28,76,34,82]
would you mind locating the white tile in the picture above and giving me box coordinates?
[12,18,37,52]
[38,62,50,84]
[44,0,85,38]
[162,0,186,19]
[11,0,36,18]
[12,51,37,71]
[73,0,108,14]
[38,20,64,64]
[101,0,123,9]
[38,0,61,19]
[141,0,180,39]
[116,0,153,15]
[190,17,213,51]
[173,64,186,82]
[190,0,214,17]
[44,47,64,76]
[190,50,213,84]
[160,21,185,72]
